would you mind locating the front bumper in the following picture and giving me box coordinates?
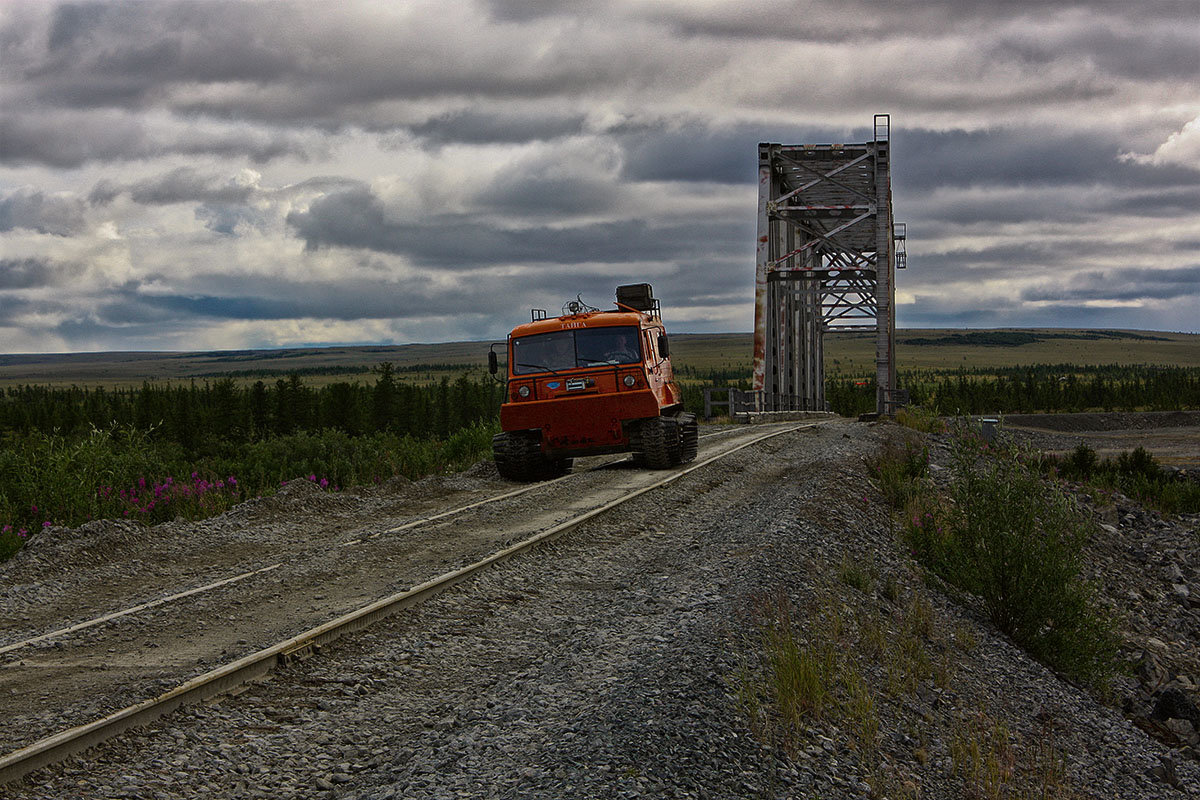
[500,390,661,455]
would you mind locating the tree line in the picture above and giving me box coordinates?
[827,364,1200,416]
[0,364,504,454]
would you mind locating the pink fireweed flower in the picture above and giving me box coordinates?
[42,521,51,528]
[319,478,329,488]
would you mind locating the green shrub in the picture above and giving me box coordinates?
[1063,443,1098,478]
[1116,446,1159,480]
[1045,443,1200,514]
[932,435,1118,688]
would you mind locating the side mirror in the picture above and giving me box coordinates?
[488,350,499,375]
[657,334,670,358]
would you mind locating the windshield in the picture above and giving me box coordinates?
[512,326,641,375]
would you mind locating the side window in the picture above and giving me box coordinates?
[643,331,657,362]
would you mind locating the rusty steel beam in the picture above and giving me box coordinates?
[751,115,902,415]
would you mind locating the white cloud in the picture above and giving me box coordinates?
[1121,114,1200,168]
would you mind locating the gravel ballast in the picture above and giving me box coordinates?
[4,418,1198,798]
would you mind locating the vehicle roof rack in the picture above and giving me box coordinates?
[616,283,660,318]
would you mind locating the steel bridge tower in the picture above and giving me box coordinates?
[752,115,905,415]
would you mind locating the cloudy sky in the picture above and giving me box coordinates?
[1,0,1198,353]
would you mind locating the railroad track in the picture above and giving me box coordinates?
[0,422,813,785]
[0,425,749,660]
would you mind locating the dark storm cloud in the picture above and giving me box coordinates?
[0,257,62,289]
[1095,186,1200,219]
[287,185,750,266]
[640,1,1200,42]
[909,184,1200,231]
[408,109,587,146]
[90,167,256,206]
[0,188,87,235]
[987,22,1200,83]
[0,111,316,168]
[28,2,299,108]
[475,169,619,215]
[9,1,658,136]
[0,111,149,168]
[616,122,1200,196]
[912,239,1145,282]
[1020,266,1200,303]
[894,127,1200,192]
[617,121,849,184]
[94,297,177,326]
[104,260,749,331]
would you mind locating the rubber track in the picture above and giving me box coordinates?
[492,431,541,481]
[679,413,699,463]
[632,416,675,469]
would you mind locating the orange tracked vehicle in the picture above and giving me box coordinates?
[488,284,698,481]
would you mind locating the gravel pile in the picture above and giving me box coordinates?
[9,419,1198,798]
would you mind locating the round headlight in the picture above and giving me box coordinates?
[517,385,531,398]
[623,375,636,387]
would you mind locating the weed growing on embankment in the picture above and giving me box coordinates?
[738,578,1079,798]
[0,422,497,561]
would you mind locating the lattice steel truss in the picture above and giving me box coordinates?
[752,114,905,414]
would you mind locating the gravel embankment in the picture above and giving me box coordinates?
[6,419,1199,798]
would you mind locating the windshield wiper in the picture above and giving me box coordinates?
[516,362,562,375]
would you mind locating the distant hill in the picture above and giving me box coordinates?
[1,329,1197,387]
[899,330,1169,347]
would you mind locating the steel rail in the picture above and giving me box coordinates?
[3,429,746,656]
[0,563,283,656]
[0,422,807,786]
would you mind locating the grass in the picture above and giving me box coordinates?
[896,404,947,433]
[837,553,875,592]
[950,710,1077,800]
[866,434,930,509]
[0,421,498,561]
[739,575,1082,799]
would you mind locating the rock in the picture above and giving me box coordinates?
[1165,718,1198,745]
[1151,688,1200,728]
[1152,754,1182,790]
[1136,652,1169,692]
